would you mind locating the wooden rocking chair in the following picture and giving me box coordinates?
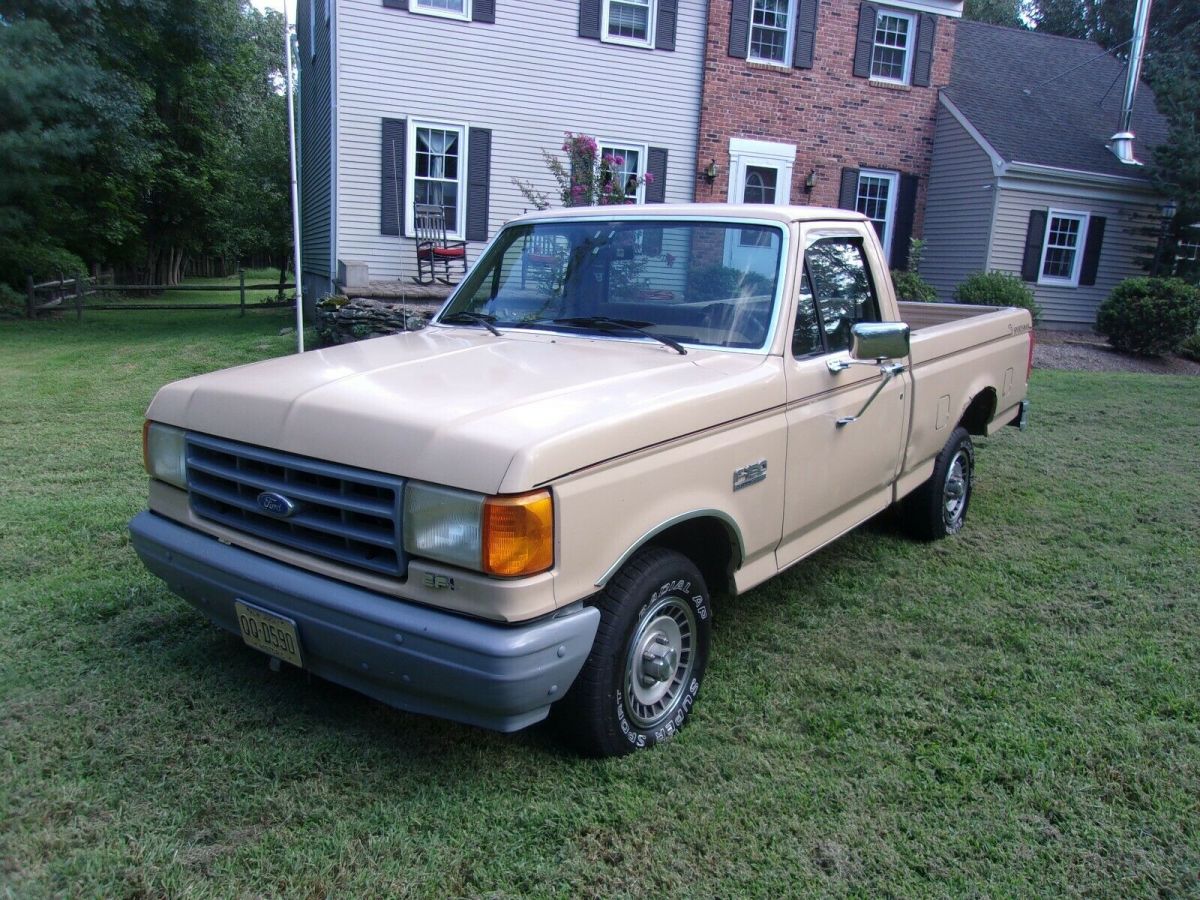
[414,203,468,284]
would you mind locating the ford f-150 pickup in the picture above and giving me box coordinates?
[130,204,1031,756]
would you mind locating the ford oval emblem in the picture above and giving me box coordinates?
[257,491,297,518]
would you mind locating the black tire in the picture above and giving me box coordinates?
[557,546,711,757]
[902,426,975,541]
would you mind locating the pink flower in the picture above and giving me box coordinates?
[613,155,625,167]
[642,172,654,185]
[601,181,613,193]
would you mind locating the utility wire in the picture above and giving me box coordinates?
[1022,36,1134,95]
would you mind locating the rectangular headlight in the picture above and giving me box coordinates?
[403,482,484,571]
[143,421,188,489]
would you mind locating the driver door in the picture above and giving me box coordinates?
[777,229,911,568]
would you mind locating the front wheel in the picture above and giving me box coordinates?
[902,426,975,540]
[557,547,711,757]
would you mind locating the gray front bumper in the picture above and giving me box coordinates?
[128,512,599,732]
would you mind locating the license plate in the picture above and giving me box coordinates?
[234,601,303,668]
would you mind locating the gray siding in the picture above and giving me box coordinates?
[919,106,995,300]
[299,0,334,300]
[987,185,1160,327]
[334,0,707,283]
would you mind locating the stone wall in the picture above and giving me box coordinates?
[315,297,440,345]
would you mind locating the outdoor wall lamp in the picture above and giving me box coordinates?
[702,159,719,183]
[1161,199,1178,221]
[805,169,818,194]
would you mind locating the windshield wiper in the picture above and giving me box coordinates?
[551,316,687,356]
[440,311,502,336]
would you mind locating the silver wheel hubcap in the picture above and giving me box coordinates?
[624,596,696,729]
[943,449,970,529]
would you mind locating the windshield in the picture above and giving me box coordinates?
[438,219,784,351]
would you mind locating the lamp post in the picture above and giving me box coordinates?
[1153,199,1178,277]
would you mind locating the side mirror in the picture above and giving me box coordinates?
[850,322,910,361]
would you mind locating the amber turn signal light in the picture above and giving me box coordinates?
[142,420,152,474]
[482,490,554,577]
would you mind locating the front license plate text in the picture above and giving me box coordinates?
[234,601,303,668]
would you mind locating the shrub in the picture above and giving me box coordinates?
[954,270,1041,323]
[1096,277,1200,356]
[1178,332,1200,363]
[890,238,938,302]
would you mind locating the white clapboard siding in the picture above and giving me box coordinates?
[987,186,1162,327]
[333,0,707,283]
[919,106,996,301]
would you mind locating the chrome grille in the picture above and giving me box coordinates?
[185,433,406,576]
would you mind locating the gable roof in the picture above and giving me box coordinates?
[944,20,1170,181]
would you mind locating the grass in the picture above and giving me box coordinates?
[81,267,289,308]
[1,307,1198,897]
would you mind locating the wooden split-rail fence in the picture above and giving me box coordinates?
[25,271,295,320]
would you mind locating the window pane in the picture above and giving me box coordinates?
[414,127,462,231]
[805,239,879,353]
[417,0,465,11]
[608,0,650,41]
[792,269,822,357]
[742,166,778,204]
[600,145,642,199]
[856,174,893,249]
[1042,215,1082,279]
[871,13,911,81]
[749,0,790,63]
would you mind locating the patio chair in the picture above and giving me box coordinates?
[414,203,468,284]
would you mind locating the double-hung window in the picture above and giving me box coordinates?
[412,0,470,21]
[599,141,647,202]
[409,122,466,237]
[603,0,654,47]
[1039,210,1089,285]
[748,0,795,65]
[870,10,916,83]
[854,169,899,262]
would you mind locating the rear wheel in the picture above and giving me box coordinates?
[557,547,711,757]
[902,426,974,540]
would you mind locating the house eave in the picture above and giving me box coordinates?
[938,93,1005,176]
[1002,161,1161,194]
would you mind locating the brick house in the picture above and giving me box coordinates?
[694,0,963,269]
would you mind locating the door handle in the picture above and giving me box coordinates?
[836,362,905,427]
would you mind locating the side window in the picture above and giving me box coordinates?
[798,237,880,355]
[792,267,822,357]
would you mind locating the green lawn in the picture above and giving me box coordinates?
[79,266,290,308]
[1,309,1197,896]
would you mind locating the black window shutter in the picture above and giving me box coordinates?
[1021,210,1048,282]
[465,127,492,242]
[889,173,919,269]
[852,3,877,78]
[472,0,495,23]
[912,14,935,87]
[838,167,860,210]
[729,0,750,59]
[645,147,668,204]
[655,0,678,50]
[381,118,406,236]
[579,0,601,39]
[381,0,408,9]
[1079,215,1105,286]
[793,0,818,69]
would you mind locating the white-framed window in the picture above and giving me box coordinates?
[870,10,916,84]
[598,140,647,203]
[602,0,655,48]
[748,0,795,65]
[1039,210,1089,286]
[412,0,471,21]
[855,169,899,261]
[407,121,467,238]
[739,166,780,245]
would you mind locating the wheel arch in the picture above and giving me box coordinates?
[595,510,744,597]
[959,387,997,436]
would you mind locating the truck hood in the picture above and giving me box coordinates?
[147,327,785,493]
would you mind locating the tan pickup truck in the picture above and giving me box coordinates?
[130,204,1031,756]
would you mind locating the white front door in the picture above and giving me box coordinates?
[725,138,795,277]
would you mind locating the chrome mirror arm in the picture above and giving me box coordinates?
[835,362,906,427]
[827,356,888,374]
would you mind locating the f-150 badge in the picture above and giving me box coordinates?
[733,460,767,491]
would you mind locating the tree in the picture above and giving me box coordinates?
[962,0,1032,28]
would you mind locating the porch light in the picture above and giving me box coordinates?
[703,159,719,182]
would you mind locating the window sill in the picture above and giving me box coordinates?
[868,78,912,92]
[409,7,471,22]
[1036,277,1080,288]
[600,35,654,50]
[746,58,793,71]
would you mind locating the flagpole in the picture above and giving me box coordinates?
[283,2,305,352]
